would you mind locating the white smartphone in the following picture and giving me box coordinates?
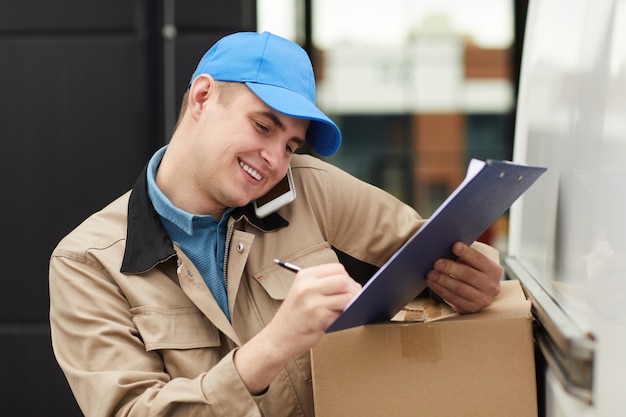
[253,165,296,218]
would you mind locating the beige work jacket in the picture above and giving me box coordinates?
[49,154,427,417]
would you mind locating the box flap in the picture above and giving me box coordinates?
[391,297,457,322]
[391,279,530,324]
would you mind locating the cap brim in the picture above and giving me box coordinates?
[246,82,341,157]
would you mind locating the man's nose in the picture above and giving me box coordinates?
[260,140,286,168]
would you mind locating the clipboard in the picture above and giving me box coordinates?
[325,159,547,333]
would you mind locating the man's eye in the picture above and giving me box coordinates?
[255,121,269,132]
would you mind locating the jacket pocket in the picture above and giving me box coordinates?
[252,242,339,301]
[130,306,220,351]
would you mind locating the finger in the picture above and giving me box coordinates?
[426,270,481,301]
[425,273,487,313]
[297,263,360,291]
[429,260,500,306]
[294,280,360,328]
[304,295,350,331]
[432,248,502,294]
[452,242,503,278]
[432,258,484,290]
[293,267,361,310]
[298,263,348,280]
[307,272,361,298]
[318,291,359,314]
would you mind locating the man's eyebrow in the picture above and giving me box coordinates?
[261,111,306,147]
[261,111,286,131]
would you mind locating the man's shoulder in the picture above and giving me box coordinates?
[52,191,132,260]
[290,153,328,169]
[290,153,348,179]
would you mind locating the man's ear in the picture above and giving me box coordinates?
[187,74,216,120]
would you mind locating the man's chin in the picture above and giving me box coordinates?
[225,195,255,209]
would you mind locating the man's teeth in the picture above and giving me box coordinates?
[239,161,262,181]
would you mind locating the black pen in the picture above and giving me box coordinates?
[274,258,302,273]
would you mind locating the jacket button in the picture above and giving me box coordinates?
[236,242,244,252]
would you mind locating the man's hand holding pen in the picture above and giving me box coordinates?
[270,263,361,353]
[234,262,361,394]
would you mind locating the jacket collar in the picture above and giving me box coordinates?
[121,164,288,274]
[230,204,289,231]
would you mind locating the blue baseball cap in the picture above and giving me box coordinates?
[189,31,341,157]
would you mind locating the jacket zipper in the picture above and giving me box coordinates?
[223,221,235,294]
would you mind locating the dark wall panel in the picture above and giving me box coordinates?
[0,0,136,32]
[0,332,82,416]
[0,1,255,415]
[1,36,154,323]
[175,0,256,29]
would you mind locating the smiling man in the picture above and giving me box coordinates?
[49,32,503,417]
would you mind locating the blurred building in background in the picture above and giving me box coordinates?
[308,13,517,251]
[317,20,514,209]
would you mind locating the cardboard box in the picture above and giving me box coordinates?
[311,280,537,417]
